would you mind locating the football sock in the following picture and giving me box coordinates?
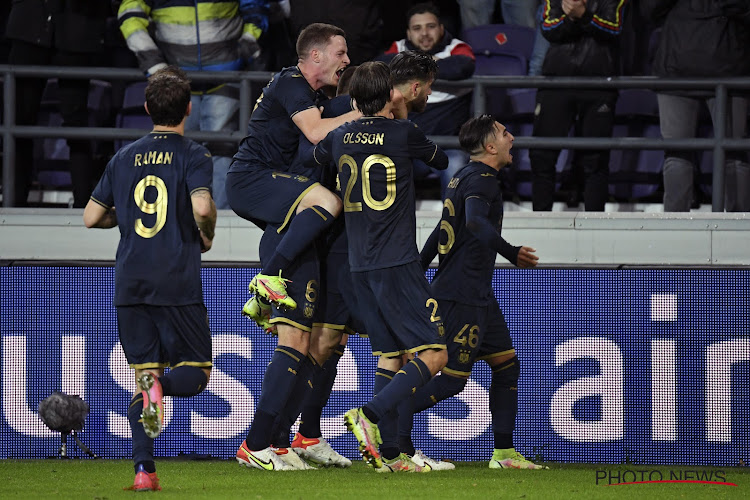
[128,393,154,468]
[246,346,305,450]
[412,373,468,414]
[299,347,343,438]
[261,206,334,276]
[373,368,398,454]
[275,354,321,445]
[365,358,430,421]
[160,366,208,397]
[490,357,519,449]
[397,373,466,455]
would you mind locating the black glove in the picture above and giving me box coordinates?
[239,34,261,63]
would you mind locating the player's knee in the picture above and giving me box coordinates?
[421,348,448,376]
[323,191,343,217]
[491,356,520,389]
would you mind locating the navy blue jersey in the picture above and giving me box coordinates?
[431,161,504,305]
[91,132,212,306]
[292,95,354,181]
[312,117,448,271]
[231,66,325,172]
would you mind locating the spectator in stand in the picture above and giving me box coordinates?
[642,0,750,212]
[377,2,475,197]
[529,0,628,212]
[528,2,550,76]
[118,0,270,210]
[5,0,111,208]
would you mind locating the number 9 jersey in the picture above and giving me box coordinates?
[90,132,213,306]
[311,117,448,271]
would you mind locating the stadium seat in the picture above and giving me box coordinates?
[115,81,150,150]
[609,89,660,200]
[461,24,536,120]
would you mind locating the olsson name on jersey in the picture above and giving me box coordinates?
[342,132,385,146]
[134,151,174,167]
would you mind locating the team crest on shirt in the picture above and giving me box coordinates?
[459,350,471,364]
[303,304,314,318]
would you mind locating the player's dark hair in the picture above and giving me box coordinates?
[407,2,441,24]
[459,114,497,155]
[349,61,392,116]
[389,50,438,86]
[297,23,346,60]
[337,65,358,96]
[145,66,191,127]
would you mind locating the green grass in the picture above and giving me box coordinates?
[0,460,748,499]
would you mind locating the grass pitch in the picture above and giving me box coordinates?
[0,459,747,499]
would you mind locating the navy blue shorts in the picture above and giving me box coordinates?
[259,225,319,332]
[116,304,213,370]
[313,249,368,336]
[226,167,319,231]
[351,261,446,357]
[440,297,514,377]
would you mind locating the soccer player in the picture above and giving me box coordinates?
[403,114,545,470]
[308,61,449,472]
[83,66,217,491]
[226,22,360,313]
[264,69,361,469]
[289,52,444,468]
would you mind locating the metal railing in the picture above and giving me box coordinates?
[2,65,750,210]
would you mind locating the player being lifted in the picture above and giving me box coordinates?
[230,23,362,472]
[308,61,449,472]
[227,23,360,316]
[402,114,545,470]
[83,66,217,490]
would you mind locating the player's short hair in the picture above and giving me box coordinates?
[459,114,498,155]
[349,61,392,116]
[145,66,191,127]
[389,50,438,86]
[297,23,346,60]
[407,2,441,24]
[337,65,358,96]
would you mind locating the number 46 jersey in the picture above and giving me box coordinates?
[90,132,213,306]
[312,117,448,272]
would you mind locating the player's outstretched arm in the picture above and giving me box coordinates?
[464,197,539,267]
[191,189,217,253]
[293,106,361,145]
[83,201,118,229]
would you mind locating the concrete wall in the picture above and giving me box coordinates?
[1,209,749,266]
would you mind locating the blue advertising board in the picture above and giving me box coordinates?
[1,266,748,465]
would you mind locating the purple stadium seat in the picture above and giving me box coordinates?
[461,24,536,120]
[115,81,151,150]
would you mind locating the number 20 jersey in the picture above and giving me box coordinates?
[313,117,448,271]
[90,132,213,306]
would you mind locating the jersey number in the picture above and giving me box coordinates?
[439,199,456,254]
[454,324,479,349]
[134,175,167,238]
[338,154,396,212]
